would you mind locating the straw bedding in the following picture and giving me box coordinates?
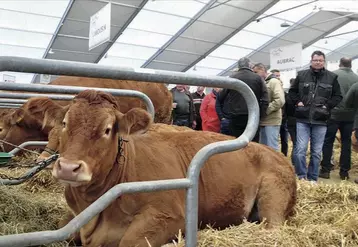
[0,139,357,247]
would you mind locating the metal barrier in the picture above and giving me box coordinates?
[0,99,27,104]
[0,106,16,109]
[8,141,49,156]
[0,92,74,100]
[0,56,260,247]
[0,103,22,108]
[0,83,155,119]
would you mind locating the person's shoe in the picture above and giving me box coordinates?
[319,171,330,179]
[339,172,349,180]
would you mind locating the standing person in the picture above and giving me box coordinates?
[253,63,285,151]
[342,64,358,184]
[289,50,342,182]
[170,84,197,129]
[215,57,269,140]
[200,88,221,133]
[271,69,290,156]
[191,86,206,130]
[319,57,358,180]
[286,78,297,164]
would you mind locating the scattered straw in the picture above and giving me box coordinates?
[170,180,358,247]
[0,185,68,247]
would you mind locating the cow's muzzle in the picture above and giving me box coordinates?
[52,157,92,186]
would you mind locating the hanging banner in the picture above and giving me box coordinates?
[89,3,111,51]
[270,43,302,70]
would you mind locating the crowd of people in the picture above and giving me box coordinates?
[170,50,358,184]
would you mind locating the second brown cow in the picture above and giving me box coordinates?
[0,76,172,152]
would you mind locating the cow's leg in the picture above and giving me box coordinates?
[119,206,184,247]
[256,176,292,228]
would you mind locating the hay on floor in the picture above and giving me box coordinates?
[0,185,69,247]
[170,180,358,247]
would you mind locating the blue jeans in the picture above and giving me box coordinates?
[293,122,327,181]
[259,126,280,151]
[173,118,190,127]
[220,118,232,136]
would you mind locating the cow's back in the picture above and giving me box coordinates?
[49,76,172,123]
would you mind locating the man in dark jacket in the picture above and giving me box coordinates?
[319,57,358,180]
[191,86,206,130]
[344,75,358,184]
[170,85,197,129]
[216,57,269,141]
[289,50,342,182]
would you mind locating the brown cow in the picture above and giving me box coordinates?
[42,90,296,247]
[0,76,172,152]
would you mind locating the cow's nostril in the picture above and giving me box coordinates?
[73,163,81,173]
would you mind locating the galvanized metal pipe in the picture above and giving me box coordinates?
[8,141,49,156]
[0,56,260,247]
[0,103,22,108]
[0,82,155,119]
[0,92,74,100]
[0,179,191,247]
[0,99,27,104]
[0,106,17,109]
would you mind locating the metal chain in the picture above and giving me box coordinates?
[0,154,59,181]
[117,137,128,164]
[0,137,127,183]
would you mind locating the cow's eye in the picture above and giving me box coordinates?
[105,128,111,135]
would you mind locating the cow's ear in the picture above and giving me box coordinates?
[25,97,69,129]
[117,108,152,135]
[10,109,25,125]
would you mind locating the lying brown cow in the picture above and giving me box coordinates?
[41,90,296,246]
[0,76,172,152]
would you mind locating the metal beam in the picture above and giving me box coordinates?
[30,0,75,84]
[141,0,218,68]
[302,19,352,49]
[182,0,280,72]
[218,11,317,76]
[42,0,75,59]
[94,0,149,63]
[256,0,318,22]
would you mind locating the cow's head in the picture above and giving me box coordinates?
[50,90,152,187]
[0,98,69,152]
[0,108,15,140]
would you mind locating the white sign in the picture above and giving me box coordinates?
[270,43,302,70]
[89,3,111,51]
[3,74,15,83]
[40,74,51,84]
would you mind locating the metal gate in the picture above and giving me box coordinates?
[0,56,259,247]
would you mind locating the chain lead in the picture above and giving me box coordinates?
[0,154,59,183]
